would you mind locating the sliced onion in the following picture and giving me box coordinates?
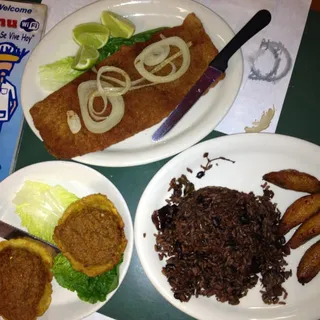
[92,66,126,87]
[131,41,191,87]
[67,110,81,134]
[144,44,170,66]
[131,77,145,86]
[134,36,190,83]
[168,62,177,75]
[93,39,191,88]
[78,80,124,134]
[88,90,109,120]
[150,41,192,75]
[97,66,131,97]
[130,63,177,91]
[79,38,193,134]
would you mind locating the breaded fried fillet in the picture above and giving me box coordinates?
[30,13,221,159]
[0,238,53,320]
[53,194,127,277]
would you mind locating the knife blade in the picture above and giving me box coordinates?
[0,220,60,254]
[152,9,272,141]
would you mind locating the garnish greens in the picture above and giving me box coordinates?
[52,254,122,303]
[97,27,168,62]
[38,57,85,92]
[38,27,167,91]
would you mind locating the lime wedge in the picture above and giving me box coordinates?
[72,22,110,49]
[72,45,99,71]
[100,11,135,38]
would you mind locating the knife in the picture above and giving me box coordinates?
[152,9,272,141]
[0,220,60,254]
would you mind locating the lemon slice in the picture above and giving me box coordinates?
[100,11,135,38]
[72,45,99,71]
[73,22,110,49]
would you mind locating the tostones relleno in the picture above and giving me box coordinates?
[0,238,53,320]
[53,194,127,277]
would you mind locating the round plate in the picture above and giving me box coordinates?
[135,133,320,320]
[21,0,243,167]
[0,161,133,320]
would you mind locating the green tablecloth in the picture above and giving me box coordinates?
[14,7,320,320]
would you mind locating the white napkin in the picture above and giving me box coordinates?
[205,0,312,134]
[42,0,311,135]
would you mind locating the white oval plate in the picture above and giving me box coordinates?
[135,133,320,320]
[21,0,243,167]
[0,161,133,320]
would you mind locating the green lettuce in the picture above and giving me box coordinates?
[38,56,84,91]
[13,180,79,243]
[52,253,122,304]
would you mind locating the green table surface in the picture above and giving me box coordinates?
[14,6,320,320]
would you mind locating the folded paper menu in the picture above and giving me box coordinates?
[0,0,47,181]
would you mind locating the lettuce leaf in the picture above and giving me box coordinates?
[13,181,79,243]
[38,56,84,91]
[52,253,122,304]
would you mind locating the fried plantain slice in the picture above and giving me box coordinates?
[263,169,320,194]
[297,240,320,284]
[288,211,320,249]
[279,193,320,235]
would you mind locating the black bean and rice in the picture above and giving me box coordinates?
[152,175,291,305]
